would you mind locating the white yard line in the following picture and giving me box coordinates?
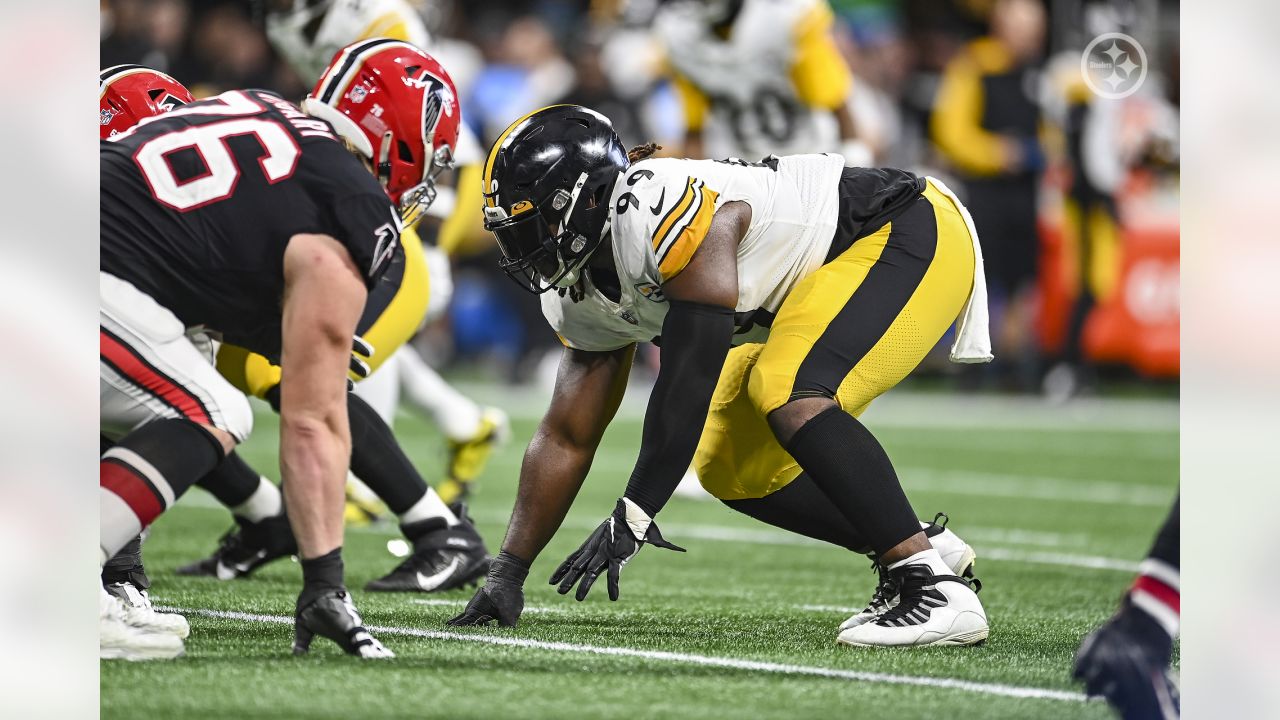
[168,606,1087,703]
[977,548,1139,572]
[445,384,1178,433]
[796,604,862,614]
[900,469,1175,507]
[409,598,561,614]
[487,450,1174,508]
[173,501,1138,573]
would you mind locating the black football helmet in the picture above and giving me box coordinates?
[482,105,629,293]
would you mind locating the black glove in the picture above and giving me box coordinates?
[446,551,529,627]
[294,588,394,659]
[549,498,685,602]
[346,335,375,391]
[1074,599,1178,720]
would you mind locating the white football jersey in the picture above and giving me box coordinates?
[657,0,840,159]
[266,0,482,192]
[543,154,845,351]
[266,0,431,83]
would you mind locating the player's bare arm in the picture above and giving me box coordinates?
[550,201,750,602]
[279,232,368,560]
[504,344,636,561]
[446,343,634,626]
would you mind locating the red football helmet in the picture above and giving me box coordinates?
[302,39,461,224]
[99,65,194,139]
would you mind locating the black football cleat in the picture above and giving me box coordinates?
[294,589,393,659]
[1075,601,1179,719]
[175,514,297,580]
[365,509,490,593]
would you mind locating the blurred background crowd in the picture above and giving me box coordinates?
[100,0,1180,399]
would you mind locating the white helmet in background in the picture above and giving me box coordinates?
[264,0,432,81]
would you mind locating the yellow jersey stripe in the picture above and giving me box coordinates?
[357,12,412,42]
[652,178,698,252]
[657,184,719,280]
[656,180,704,260]
[483,105,574,207]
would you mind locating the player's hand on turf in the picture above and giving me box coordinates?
[294,588,394,659]
[447,551,530,627]
[549,498,685,602]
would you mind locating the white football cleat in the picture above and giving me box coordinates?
[923,513,977,580]
[837,562,988,648]
[105,581,191,638]
[838,514,978,632]
[100,588,184,661]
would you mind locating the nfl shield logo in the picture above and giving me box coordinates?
[100,108,115,125]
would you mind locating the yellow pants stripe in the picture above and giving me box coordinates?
[695,180,975,500]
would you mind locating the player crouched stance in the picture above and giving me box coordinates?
[450,106,992,648]
[99,41,459,660]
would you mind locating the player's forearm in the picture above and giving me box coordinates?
[500,425,598,563]
[279,410,349,559]
[623,302,734,516]
[278,233,366,560]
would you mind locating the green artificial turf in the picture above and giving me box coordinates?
[101,390,1177,719]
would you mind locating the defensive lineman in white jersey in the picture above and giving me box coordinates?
[450,106,993,648]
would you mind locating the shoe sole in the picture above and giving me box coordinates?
[954,545,977,579]
[836,609,989,648]
[836,626,989,648]
[128,621,190,639]
[101,643,185,661]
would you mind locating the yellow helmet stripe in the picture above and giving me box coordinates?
[482,104,574,207]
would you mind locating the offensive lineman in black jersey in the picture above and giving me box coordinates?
[99,41,458,659]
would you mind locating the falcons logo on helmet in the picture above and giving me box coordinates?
[154,93,188,113]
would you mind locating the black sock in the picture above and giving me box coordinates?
[723,473,872,553]
[298,547,345,611]
[1147,495,1180,569]
[346,393,429,514]
[784,407,920,557]
[102,535,150,588]
[194,451,262,508]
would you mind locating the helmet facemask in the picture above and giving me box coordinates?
[486,170,615,294]
[391,143,453,226]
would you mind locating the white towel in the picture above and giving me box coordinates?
[925,177,994,364]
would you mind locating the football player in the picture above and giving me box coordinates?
[1075,496,1180,719]
[98,65,202,647]
[100,41,461,659]
[265,0,509,506]
[656,0,873,165]
[449,106,992,648]
[99,62,491,603]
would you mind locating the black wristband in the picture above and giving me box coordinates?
[297,547,345,614]
[489,550,531,586]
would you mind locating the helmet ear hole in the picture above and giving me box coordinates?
[397,140,415,163]
[590,184,609,208]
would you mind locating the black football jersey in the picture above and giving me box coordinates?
[100,89,401,358]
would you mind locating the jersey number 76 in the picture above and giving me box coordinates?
[117,91,301,212]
